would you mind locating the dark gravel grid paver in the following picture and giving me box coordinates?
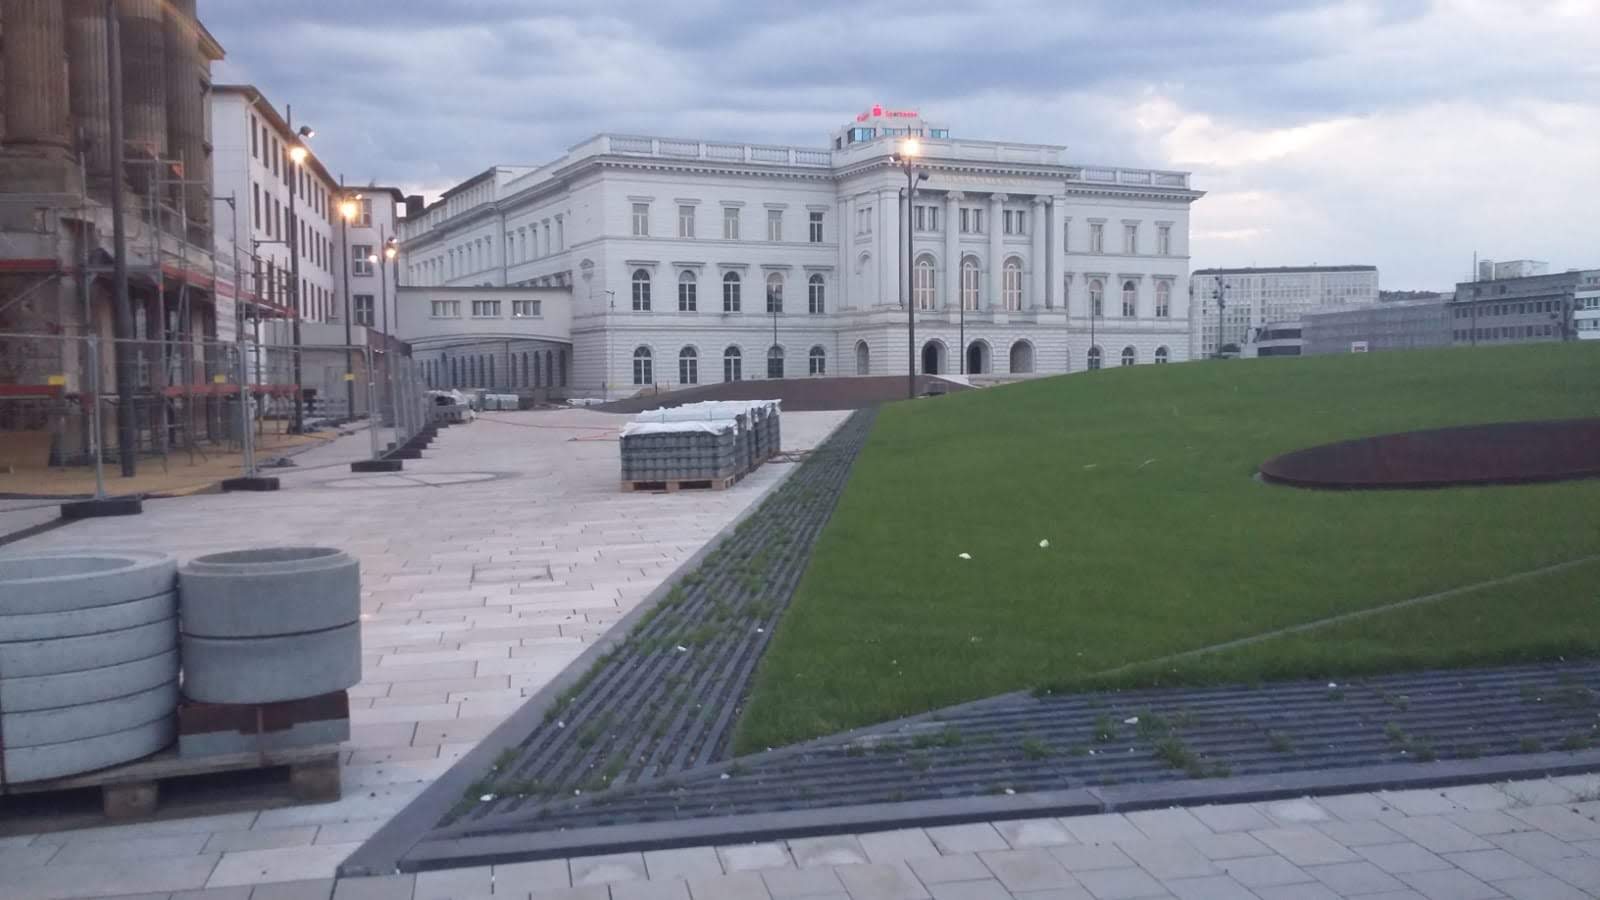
[592,375,969,414]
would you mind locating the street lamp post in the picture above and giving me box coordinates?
[891,139,927,400]
[286,115,313,432]
[382,235,398,426]
[1211,279,1231,358]
[338,196,358,416]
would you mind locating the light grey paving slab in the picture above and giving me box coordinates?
[1113,840,1216,880]
[412,865,493,900]
[207,845,362,889]
[1349,893,1428,900]
[1184,834,1269,862]
[976,850,1077,892]
[1443,849,1545,882]
[1311,793,1400,822]
[0,844,60,866]
[907,855,993,885]
[1253,798,1333,827]
[787,836,869,868]
[718,844,793,873]
[1446,811,1534,837]
[1070,867,1166,900]
[1303,861,1406,895]
[1314,819,1405,847]
[248,880,336,900]
[611,879,692,900]
[1047,845,1135,873]
[1251,885,1341,900]
[1379,790,1463,817]
[1501,779,1578,807]
[528,887,611,900]
[0,854,221,900]
[1010,889,1093,900]
[1383,816,1496,853]
[1124,810,1212,841]
[494,859,572,890]
[1061,817,1146,847]
[646,848,726,881]
[570,852,649,885]
[1495,875,1590,900]
[1394,868,1505,900]
[1535,854,1600,891]
[1248,829,1359,866]
[760,867,844,898]
[204,829,320,854]
[926,825,1010,855]
[831,863,931,900]
[1354,841,1452,874]
[924,881,1014,900]
[1441,785,1517,811]
[1188,806,1271,835]
[1213,856,1311,889]
[1505,804,1600,841]
[994,819,1076,849]
[47,834,211,865]
[685,873,770,900]
[173,888,252,900]
[1490,829,1588,864]
[330,874,416,900]
[1158,875,1256,900]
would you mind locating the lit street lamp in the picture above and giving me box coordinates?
[891,138,928,400]
[1211,279,1232,358]
[286,116,314,432]
[339,195,359,416]
[382,237,398,425]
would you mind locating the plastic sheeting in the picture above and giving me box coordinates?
[619,419,740,438]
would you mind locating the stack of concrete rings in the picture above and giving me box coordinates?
[0,550,180,785]
[179,547,362,704]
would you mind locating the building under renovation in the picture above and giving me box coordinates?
[0,0,232,470]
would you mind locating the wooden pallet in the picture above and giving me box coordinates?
[621,474,737,493]
[1,744,341,820]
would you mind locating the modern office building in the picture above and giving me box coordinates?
[1576,284,1600,341]
[1189,265,1379,358]
[1301,300,1452,355]
[1449,268,1600,345]
[397,106,1203,398]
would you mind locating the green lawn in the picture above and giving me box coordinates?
[734,343,1600,753]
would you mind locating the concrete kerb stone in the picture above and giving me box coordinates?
[337,445,824,880]
[182,624,362,705]
[0,549,177,614]
[4,680,178,746]
[180,548,360,638]
[0,649,179,711]
[4,715,176,783]
[0,617,178,677]
[3,590,175,640]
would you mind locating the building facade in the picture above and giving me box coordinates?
[1189,265,1379,358]
[1448,268,1600,346]
[1577,284,1600,341]
[398,108,1202,398]
[1301,300,1451,355]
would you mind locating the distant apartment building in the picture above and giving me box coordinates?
[1449,268,1600,346]
[1189,265,1378,358]
[1577,284,1600,341]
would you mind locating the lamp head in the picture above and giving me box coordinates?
[297,125,315,139]
[901,137,921,158]
[288,145,308,164]
[384,243,398,260]
[339,197,359,220]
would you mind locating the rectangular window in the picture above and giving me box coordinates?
[1124,224,1138,254]
[858,207,874,235]
[353,294,374,326]
[723,207,740,240]
[1158,225,1172,255]
[430,300,460,318]
[1089,223,1104,253]
[767,208,783,241]
[1004,210,1026,235]
[960,208,971,234]
[250,116,258,158]
[352,244,374,276]
[271,137,279,176]
[512,299,541,317]
[679,205,695,238]
[809,211,824,243]
[252,183,261,229]
[632,202,649,236]
[973,209,984,234]
[357,198,373,227]
[471,300,502,318]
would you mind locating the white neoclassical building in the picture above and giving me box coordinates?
[397,107,1203,398]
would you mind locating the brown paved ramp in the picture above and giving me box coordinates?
[591,375,970,413]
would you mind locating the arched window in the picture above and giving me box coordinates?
[961,257,981,310]
[855,340,870,375]
[1120,346,1136,367]
[809,345,827,376]
[723,346,742,382]
[632,268,651,311]
[1121,280,1137,317]
[1089,278,1104,317]
[1155,346,1170,365]
[1155,281,1171,318]
[766,272,784,314]
[679,346,699,384]
[632,346,653,385]
[678,270,697,312]
[808,273,825,314]
[914,256,937,310]
[767,345,784,379]
[1009,340,1034,374]
[1003,258,1023,311]
[722,271,741,312]
[1088,345,1102,371]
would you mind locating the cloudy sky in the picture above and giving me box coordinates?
[207,0,1600,290]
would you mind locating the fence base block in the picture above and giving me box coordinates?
[220,476,281,492]
[350,459,403,473]
[60,497,143,519]
[388,449,423,460]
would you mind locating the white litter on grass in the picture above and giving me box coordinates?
[720,773,730,780]
[1138,458,1156,469]
[1083,463,1098,469]
[556,721,565,729]
[1327,682,1338,689]
[958,552,972,560]
[756,627,765,633]
[677,645,689,652]
[1004,788,1016,795]
[1039,539,1050,548]
[479,794,495,802]
[1124,716,1139,725]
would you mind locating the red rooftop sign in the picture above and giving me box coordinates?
[857,104,919,122]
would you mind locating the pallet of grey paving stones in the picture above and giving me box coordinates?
[620,473,739,493]
[0,743,341,820]
[177,691,350,758]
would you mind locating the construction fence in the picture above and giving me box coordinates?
[0,332,434,500]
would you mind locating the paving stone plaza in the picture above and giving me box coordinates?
[2,410,1600,899]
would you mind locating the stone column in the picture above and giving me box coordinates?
[1051,193,1069,310]
[66,0,111,177]
[943,191,961,310]
[164,0,207,227]
[879,188,898,308]
[2,0,70,153]
[119,0,167,165]
[836,195,850,309]
[987,193,1006,309]
[1029,196,1047,309]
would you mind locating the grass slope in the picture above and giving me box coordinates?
[735,343,1600,753]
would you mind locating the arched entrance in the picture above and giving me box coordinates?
[966,340,990,375]
[921,340,945,376]
[855,340,870,375]
[1009,340,1034,374]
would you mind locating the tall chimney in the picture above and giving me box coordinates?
[118,0,167,170]
[66,0,112,178]
[1,0,70,154]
